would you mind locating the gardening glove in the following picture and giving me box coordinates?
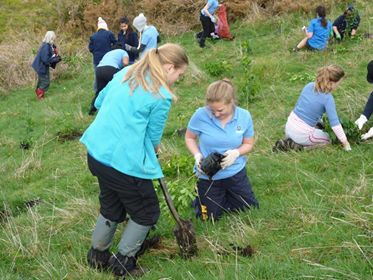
[221,149,240,169]
[194,153,204,173]
[336,33,341,40]
[210,16,217,23]
[343,142,352,151]
[124,44,135,52]
[354,114,368,130]
[362,127,373,140]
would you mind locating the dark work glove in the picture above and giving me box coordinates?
[200,152,224,180]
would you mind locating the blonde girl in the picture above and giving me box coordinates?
[80,43,188,277]
[285,65,351,150]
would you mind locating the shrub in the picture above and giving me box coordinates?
[323,116,362,145]
[204,60,232,77]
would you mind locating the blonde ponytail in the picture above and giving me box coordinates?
[122,43,188,100]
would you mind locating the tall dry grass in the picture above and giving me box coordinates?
[0,0,346,93]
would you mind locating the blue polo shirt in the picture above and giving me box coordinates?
[97,49,128,69]
[141,26,159,57]
[307,18,332,50]
[187,106,254,180]
[201,0,219,16]
[80,67,173,179]
[293,82,341,127]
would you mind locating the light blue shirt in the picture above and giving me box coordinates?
[293,82,340,127]
[97,49,128,69]
[201,0,219,16]
[188,106,254,180]
[307,18,332,50]
[141,26,159,57]
[80,67,173,179]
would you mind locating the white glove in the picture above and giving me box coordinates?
[210,16,217,23]
[221,149,240,169]
[343,142,352,151]
[194,153,203,173]
[354,114,368,130]
[362,127,373,140]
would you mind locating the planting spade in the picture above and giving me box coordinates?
[158,178,198,258]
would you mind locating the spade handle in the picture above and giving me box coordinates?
[158,178,183,226]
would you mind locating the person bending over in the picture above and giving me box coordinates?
[80,43,188,277]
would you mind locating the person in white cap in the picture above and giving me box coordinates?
[124,13,160,58]
[355,60,373,140]
[88,17,117,91]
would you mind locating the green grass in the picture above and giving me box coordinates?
[1,3,373,280]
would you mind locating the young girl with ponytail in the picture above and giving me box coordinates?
[283,65,351,151]
[80,43,188,277]
[294,5,332,51]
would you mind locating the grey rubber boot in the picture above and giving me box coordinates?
[92,214,118,251]
[117,218,152,257]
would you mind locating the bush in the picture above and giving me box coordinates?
[204,60,233,77]
[323,116,362,145]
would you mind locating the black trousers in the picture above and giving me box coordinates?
[362,91,373,119]
[198,14,215,46]
[90,66,119,111]
[87,153,160,226]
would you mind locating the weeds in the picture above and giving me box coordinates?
[323,116,362,144]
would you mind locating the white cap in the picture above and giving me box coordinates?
[133,13,147,32]
[97,17,108,30]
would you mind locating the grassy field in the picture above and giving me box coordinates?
[0,3,372,280]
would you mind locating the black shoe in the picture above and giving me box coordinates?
[273,139,288,152]
[315,121,325,130]
[87,247,111,270]
[136,235,161,257]
[285,138,304,151]
[108,253,137,277]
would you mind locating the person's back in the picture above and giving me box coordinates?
[293,82,339,127]
[98,49,128,69]
[308,18,332,50]
[141,25,159,56]
[89,29,117,65]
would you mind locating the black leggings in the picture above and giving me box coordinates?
[198,14,215,46]
[90,66,119,111]
[362,91,373,120]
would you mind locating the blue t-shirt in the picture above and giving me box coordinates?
[80,67,173,179]
[202,0,219,16]
[141,26,159,57]
[293,82,341,127]
[187,106,254,180]
[307,18,332,50]
[97,49,128,69]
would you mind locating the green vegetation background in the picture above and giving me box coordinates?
[0,1,372,279]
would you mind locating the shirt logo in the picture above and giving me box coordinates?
[236,125,244,134]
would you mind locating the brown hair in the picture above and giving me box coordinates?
[206,78,236,105]
[315,65,345,93]
[123,43,188,100]
[316,5,327,28]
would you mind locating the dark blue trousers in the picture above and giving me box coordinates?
[194,168,259,220]
[362,91,373,119]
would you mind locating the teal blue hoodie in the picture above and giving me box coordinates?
[80,67,172,179]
